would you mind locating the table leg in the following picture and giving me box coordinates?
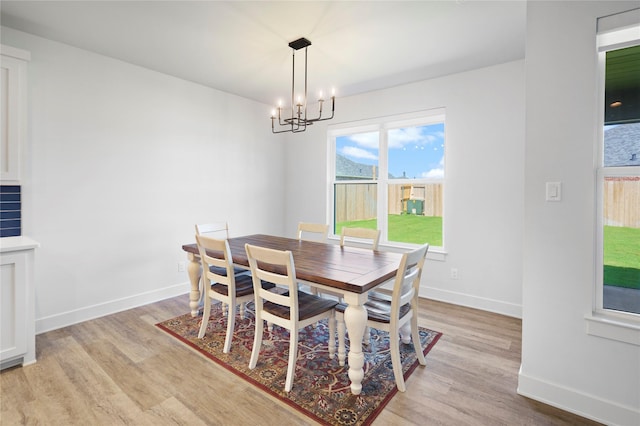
[343,296,368,395]
[186,253,202,317]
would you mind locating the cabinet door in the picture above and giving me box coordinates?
[0,253,27,362]
[1,55,26,183]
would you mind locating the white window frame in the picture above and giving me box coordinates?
[586,9,640,345]
[326,108,446,257]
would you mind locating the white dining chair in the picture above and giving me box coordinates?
[336,243,429,392]
[297,222,329,242]
[195,222,247,274]
[195,222,232,239]
[340,227,381,250]
[245,243,338,392]
[195,222,248,313]
[195,234,274,353]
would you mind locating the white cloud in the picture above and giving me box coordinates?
[420,156,444,178]
[422,168,444,178]
[388,127,443,149]
[341,146,378,161]
[348,132,379,149]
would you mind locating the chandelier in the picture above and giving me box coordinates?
[271,37,336,134]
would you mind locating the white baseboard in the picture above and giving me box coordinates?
[35,282,189,334]
[518,368,640,426]
[422,286,522,318]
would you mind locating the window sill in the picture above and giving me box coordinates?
[585,313,640,346]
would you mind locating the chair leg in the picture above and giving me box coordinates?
[399,322,412,344]
[197,296,211,339]
[249,310,264,370]
[389,324,406,392]
[239,301,246,319]
[410,314,426,366]
[284,329,298,392]
[328,314,336,359]
[363,325,371,346]
[337,314,346,366]
[223,302,235,353]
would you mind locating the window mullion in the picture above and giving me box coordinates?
[378,128,388,243]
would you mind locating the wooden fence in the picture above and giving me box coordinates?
[334,183,443,223]
[604,177,640,228]
[336,179,639,228]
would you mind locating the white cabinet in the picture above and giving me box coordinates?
[0,236,38,369]
[1,45,30,184]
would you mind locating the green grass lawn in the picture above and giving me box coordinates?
[604,225,640,290]
[336,214,443,246]
[336,219,639,290]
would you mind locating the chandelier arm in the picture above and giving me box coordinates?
[291,47,296,122]
[304,45,308,124]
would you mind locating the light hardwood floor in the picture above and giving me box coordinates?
[1,295,601,425]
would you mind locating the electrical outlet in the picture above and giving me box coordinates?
[450,268,459,280]
[178,261,186,272]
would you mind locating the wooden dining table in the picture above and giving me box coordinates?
[182,233,403,395]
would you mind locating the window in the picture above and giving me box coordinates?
[328,109,445,249]
[595,12,640,322]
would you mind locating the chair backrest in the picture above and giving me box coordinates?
[297,222,329,243]
[340,227,381,250]
[195,222,231,239]
[390,243,429,319]
[196,234,235,287]
[245,243,299,321]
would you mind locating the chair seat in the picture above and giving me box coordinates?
[211,275,275,297]
[264,291,338,321]
[335,297,411,324]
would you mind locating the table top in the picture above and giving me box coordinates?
[182,234,402,294]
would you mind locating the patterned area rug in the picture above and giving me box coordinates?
[156,303,441,426]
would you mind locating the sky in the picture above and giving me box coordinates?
[336,122,445,179]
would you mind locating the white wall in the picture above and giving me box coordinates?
[284,60,526,318]
[520,2,640,425]
[1,27,286,333]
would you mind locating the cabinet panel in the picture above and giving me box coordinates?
[0,253,27,363]
[1,47,29,184]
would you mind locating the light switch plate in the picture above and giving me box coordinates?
[546,182,562,201]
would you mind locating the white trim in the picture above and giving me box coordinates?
[423,286,522,318]
[327,107,446,135]
[327,108,446,250]
[597,8,640,37]
[35,283,188,334]
[585,314,640,346]
[0,236,40,252]
[592,17,640,341]
[518,368,640,426]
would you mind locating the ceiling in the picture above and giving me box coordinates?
[0,1,527,107]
